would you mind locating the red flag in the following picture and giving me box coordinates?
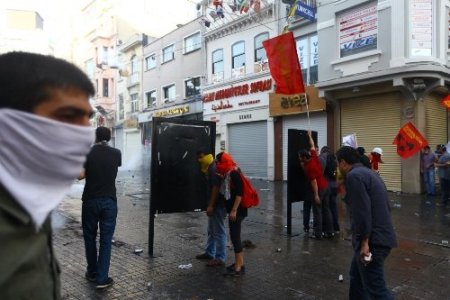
[263,32,305,95]
[441,95,450,108]
[393,122,428,159]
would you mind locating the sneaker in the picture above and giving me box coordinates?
[195,253,213,260]
[309,233,322,240]
[96,277,114,289]
[323,232,335,239]
[224,265,245,276]
[206,259,225,267]
[85,272,96,282]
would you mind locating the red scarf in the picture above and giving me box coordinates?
[216,152,237,175]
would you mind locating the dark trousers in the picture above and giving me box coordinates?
[229,216,245,253]
[349,246,393,300]
[303,198,312,231]
[328,187,340,232]
[313,187,333,236]
[440,178,450,204]
[82,197,118,284]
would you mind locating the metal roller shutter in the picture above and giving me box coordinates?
[425,94,448,150]
[228,121,268,179]
[341,93,402,191]
[282,112,327,180]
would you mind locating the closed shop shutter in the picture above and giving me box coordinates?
[114,128,124,152]
[282,112,327,180]
[123,130,142,170]
[425,93,448,150]
[341,93,401,191]
[215,134,221,156]
[228,121,268,178]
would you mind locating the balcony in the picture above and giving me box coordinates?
[231,66,246,79]
[127,72,140,88]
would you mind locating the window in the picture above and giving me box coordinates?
[102,78,109,97]
[131,93,139,113]
[185,77,200,98]
[162,44,174,63]
[145,54,156,70]
[254,32,269,62]
[119,94,124,120]
[163,84,176,101]
[102,46,108,64]
[212,49,223,74]
[296,35,319,85]
[131,55,139,74]
[184,32,201,53]
[85,59,94,79]
[232,41,245,68]
[146,90,156,107]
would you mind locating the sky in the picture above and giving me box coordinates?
[1,0,199,39]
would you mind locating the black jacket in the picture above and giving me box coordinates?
[345,164,397,250]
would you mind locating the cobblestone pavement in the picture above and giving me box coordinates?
[54,168,450,300]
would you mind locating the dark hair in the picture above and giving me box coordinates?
[216,152,224,161]
[0,52,95,111]
[298,149,311,159]
[356,147,365,156]
[196,147,212,156]
[96,126,111,142]
[336,146,361,165]
[320,146,330,154]
[423,145,430,150]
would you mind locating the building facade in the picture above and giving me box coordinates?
[316,0,450,192]
[140,18,205,144]
[201,0,280,180]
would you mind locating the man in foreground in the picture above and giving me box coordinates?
[0,52,95,299]
[336,146,397,299]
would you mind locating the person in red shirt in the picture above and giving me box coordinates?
[298,131,334,239]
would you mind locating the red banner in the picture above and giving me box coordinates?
[263,32,305,95]
[393,122,428,159]
[441,95,450,108]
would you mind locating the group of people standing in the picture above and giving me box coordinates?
[299,131,397,299]
[421,144,450,206]
[195,149,247,276]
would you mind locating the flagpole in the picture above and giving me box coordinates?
[305,93,311,130]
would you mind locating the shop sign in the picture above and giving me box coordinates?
[294,1,316,22]
[410,0,433,57]
[203,79,272,102]
[338,3,378,57]
[154,105,189,117]
[124,117,138,129]
[239,114,252,120]
[212,100,233,112]
[238,99,260,107]
[269,86,326,117]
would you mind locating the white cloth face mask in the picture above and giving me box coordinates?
[0,109,95,229]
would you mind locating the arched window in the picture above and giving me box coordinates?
[212,49,224,74]
[254,32,269,62]
[232,41,245,68]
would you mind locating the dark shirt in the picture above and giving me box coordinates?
[221,170,247,217]
[345,163,397,250]
[82,143,122,201]
[205,162,222,206]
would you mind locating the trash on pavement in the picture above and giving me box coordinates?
[338,274,344,282]
[442,240,449,245]
[276,248,282,253]
[134,248,144,254]
[178,263,193,269]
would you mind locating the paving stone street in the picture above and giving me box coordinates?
[53,167,450,300]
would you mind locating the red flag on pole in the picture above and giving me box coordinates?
[393,122,428,159]
[263,31,305,95]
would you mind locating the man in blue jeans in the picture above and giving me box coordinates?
[195,149,226,267]
[336,146,397,300]
[420,145,436,196]
[79,127,121,289]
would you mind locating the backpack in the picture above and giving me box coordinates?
[324,153,337,180]
[238,172,259,208]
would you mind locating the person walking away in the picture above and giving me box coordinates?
[0,52,95,299]
[195,148,226,267]
[356,147,371,169]
[421,145,436,196]
[215,152,246,276]
[298,131,333,239]
[336,146,397,300]
[435,145,450,207]
[79,127,122,289]
[319,146,340,234]
[369,147,384,173]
